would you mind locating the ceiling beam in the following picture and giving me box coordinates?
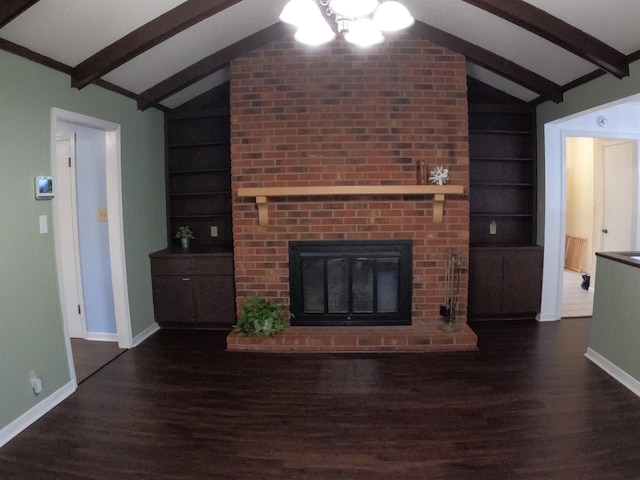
[0,0,40,28]
[462,0,629,79]
[71,0,242,90]
[409,21,563,103]
[137,23,289,111]
[0,37,161,108]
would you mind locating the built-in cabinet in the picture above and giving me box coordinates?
[467,81,543,320]
[150,249,235,327]
[468,245,543,318]
[150,86,236,329]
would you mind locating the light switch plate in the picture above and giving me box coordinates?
[210,226,218,237]
[39,215,48,234]
[97,208,108,222]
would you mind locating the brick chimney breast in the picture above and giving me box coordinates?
[231,35,470,326]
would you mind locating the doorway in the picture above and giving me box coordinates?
[51,108,133,385]
[541,99,640,321]
[562,137,637,318]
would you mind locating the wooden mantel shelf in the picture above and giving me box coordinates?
[237,185,464,225]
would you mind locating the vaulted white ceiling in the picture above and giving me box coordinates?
[1,0,639,109]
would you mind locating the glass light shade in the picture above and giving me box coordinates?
[344,18,385,47]
[279,0,322,26]
[295,18,337,46]
[330,0,379,18]
[373,1,414,31]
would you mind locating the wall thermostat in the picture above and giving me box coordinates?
[34,176,54,200]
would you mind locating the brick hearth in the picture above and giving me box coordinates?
[227,323,477,353]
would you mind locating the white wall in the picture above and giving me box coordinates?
[566,137,595,274]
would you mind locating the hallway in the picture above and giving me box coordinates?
[561,269,593,318]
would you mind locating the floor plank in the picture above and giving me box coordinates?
[3,319,640,479]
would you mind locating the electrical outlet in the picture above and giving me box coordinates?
[210,226,218,237]
[29,370,42,394]
[489,221,497,235]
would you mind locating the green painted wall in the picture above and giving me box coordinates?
[0,51,166,430]
[538,60,640,126]
[590,256,640,380]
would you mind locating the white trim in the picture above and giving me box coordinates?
[585,347,640,398]
[85,332,120,342]
[51,108,133,390]
[541,96,640,322]
[132,322,161,347]
[0,381,75,449]
[54,134,89,339]
[52,135,78,387]
[105,128,133,349]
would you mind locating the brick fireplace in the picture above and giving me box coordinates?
[226,33,477,352]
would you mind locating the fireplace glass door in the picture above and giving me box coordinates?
[289,240,412,326]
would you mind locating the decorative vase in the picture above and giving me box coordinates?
[181,237,190,249]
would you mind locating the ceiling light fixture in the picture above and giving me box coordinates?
[279,0,414,48]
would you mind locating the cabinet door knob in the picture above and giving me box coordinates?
[602,229,608,234]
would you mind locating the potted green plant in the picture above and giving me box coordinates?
[233,296,289,336]
[175,226,195,249]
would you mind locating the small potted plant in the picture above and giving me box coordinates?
[175,226,195,249]
[233,296,289,336]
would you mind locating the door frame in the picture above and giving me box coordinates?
[55,134,88,338]
[541,99,640,321]
[51,108,133,384]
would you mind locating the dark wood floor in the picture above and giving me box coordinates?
[70,339,126,383]
[3,318,640,479]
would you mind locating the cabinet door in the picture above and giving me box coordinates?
[193,276,236,326]
[468,251,503,316]
[501,250,543,315]
[152,276,195,323]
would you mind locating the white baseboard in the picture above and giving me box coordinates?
[585,347,640,398]
[86,332,119,342]
[536,312,560,322]
[0,323,159,450]
[132,322,160,347]
[0,380,75,449]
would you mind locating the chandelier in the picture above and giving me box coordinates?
[279,0,415,47]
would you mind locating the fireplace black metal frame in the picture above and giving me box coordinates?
[289,240,412,326]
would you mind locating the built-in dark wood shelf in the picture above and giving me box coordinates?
[471,157,532,162]
[467,80,542,319]
[472,183,533,187]
[470,213,533,217]
[170,213,231,218]
[168,141,229,148]
[169,168,229,175]
[169,191,231,197]
[165,92,232,248]
[470,129,532,135]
